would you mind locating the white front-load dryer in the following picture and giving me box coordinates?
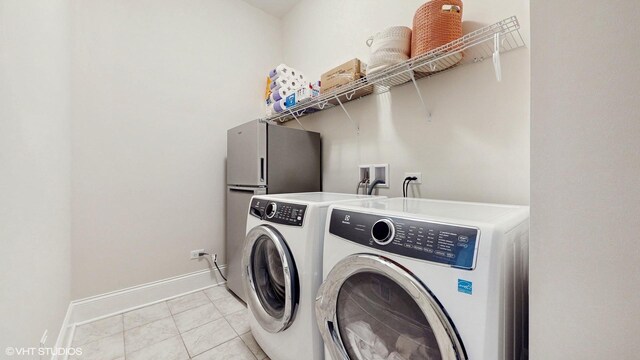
[316,198,529,360]
[243,193,383,360]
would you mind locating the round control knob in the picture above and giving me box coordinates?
[371,219,395,245]
[265,202,277,219]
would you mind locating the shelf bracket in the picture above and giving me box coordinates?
[334,95,359,134]
[318,101,329,110]
[408,70,432,121]
[345,90,357,101]
[492,33,502,82]
[288,109,306,130]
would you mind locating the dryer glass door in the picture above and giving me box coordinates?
[316,254,466,360]
[243,224,298,333]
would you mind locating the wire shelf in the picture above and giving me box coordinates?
[262,16,526,125]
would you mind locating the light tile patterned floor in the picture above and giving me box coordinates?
[71,286,268,360]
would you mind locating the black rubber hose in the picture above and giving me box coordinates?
[403,178,409,197]
[368,179,385,195]
[404,176,418,198]
[356,180,365,195]
[405,179,415,198]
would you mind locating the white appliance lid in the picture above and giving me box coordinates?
[262,192,381,204]
[336,198,528,223]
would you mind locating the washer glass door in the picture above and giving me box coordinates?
[316,254,466,360]
[243,224,298,333]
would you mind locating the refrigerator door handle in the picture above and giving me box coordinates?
[228,186,265,193]
[260,157,265,182]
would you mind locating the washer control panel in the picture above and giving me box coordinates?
[249,198,307,227]
[329,209,479,270]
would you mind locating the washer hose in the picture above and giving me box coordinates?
[368,179,384,195]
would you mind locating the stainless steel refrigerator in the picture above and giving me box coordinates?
[226,120,321,302]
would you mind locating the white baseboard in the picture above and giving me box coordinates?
[52,266,227,359]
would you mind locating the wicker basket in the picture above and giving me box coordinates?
[411,0,463,71]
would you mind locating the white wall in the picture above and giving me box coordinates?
[70,0,282,298]
[530,1,640,358]
[0,0,72,348]
[281,0,530,205]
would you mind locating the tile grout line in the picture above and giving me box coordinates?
[238,334,256,360]
[187,316,237,358]
[124,315,182,357]
[75,290,203,350]
[70,314,124,350]
[169,297,194,360]
[179,290,248,359]
[224,308,251,337]
[215,293,255,359]
[72,283,226,329]
[122,314,126,360]
[211,288,260,360]
[77,286,254,360]
[214,336,258,360]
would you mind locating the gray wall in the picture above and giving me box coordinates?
[282,0,531,205]
[0,0,72,348]
[70,0,283,298]
[530,0,640,358]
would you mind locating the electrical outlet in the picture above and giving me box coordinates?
[404,172,422,184]
[190,249,205,260]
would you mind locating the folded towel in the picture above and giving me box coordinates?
[394,334,430,360]
[387,352,408,360]
[345,321,389,360]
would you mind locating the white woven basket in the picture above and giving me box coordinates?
[369,50,410,70]
[366,26,412,56]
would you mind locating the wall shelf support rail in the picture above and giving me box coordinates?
[288,109,306,130]
[334,95,359,134]
[408,68,432,121]
[493,33,502,82]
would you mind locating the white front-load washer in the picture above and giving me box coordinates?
[243,193,383,360]
[316,198,529,360]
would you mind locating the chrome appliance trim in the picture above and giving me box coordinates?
[243,225,296,333]
[315,254,466,359]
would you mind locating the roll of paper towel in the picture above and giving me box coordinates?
[271,84,292,93]
[266,99,288,114]
[270,71,291,82]
[270,64,306,83]
[292,72,307,83]
[271,77,301,90]
[270,77,287,90]
[269,87,289,102]
[269,64,289,79]
[272,99,287,113]
[270,65,301,79]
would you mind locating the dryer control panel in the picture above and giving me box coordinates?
[249,198,307,227]
[329,209,479,270]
